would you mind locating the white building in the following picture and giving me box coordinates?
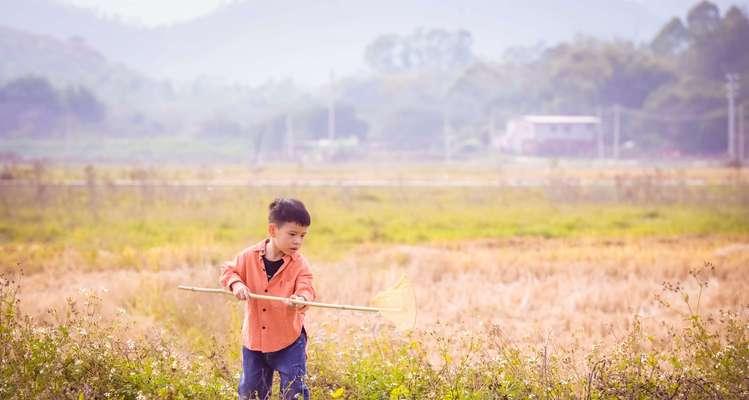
[502,115,601,156]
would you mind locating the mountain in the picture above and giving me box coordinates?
[1,0,747,86]
[0,25,140,86]
[0,24,169,110]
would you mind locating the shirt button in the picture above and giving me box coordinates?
[264,289,268,292]
[262,308,266,312]
[262,326,266,330]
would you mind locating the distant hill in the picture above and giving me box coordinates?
[0,24,165,107]
[0,0,746,85]
[0,25,140,85]
[0,25,186,143]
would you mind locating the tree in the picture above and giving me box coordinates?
[364,34,402,74]
[643,77,726,154]
[651,17,689,55]
[597,43,675,108]
[364,29,474,74]
[639,4,749,155]
[381,108,442,150]
[686,1,721,39]
[539,39,673,111]
[298,104,368,140]
[684,4,749,80]
[716,6,749,75]
[0,76,62,136]
[64,85,106,124]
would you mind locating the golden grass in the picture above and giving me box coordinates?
[17,235,749,369]
[6,163,748,379]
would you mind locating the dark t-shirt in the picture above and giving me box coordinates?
[262,255,284,281]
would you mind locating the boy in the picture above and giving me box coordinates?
[220,198,316,400]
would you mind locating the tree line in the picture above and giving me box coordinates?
[1,1,747,159]
[352,1,749,156]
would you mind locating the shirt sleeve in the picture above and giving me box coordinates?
[293,258,316,310]
[219,252,246,290]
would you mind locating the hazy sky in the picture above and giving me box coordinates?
[48,0,747,86]
[63,0,231,26]
[61,0,747,28]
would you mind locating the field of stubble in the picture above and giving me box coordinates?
[2,163,748,399]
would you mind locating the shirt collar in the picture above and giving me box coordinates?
[253,238,297,261]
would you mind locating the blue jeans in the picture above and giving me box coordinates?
[238,329,309,400]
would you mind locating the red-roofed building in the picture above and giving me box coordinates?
[501,115,601,157]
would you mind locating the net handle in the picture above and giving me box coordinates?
[177,285,398,312]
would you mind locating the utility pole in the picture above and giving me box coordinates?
[597,108,605,159]
[443,109,451,163]
[285,113,294,161]
[613,104,621,160]
[328,70,336,141]
[726,73,739,161]
[441,79,457,163]
[740,103,746,165]
[489,108,496,141]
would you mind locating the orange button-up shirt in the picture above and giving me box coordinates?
[220,239,316,353]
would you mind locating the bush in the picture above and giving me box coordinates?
[0,272,235,399]
[2,264,746,399]
[588,265,749,399]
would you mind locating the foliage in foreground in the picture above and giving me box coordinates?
[1,267,747,399]
[0,274,235,399]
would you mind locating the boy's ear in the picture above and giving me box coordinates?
[268,223,277,237]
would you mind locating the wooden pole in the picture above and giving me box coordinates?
[613,104,621,159]
[597,108,605,159]
[177,285,397,312]
[740,103,745,165]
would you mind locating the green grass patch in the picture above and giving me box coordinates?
[1,185,748,273]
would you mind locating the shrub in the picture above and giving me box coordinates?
[0,272,235,399]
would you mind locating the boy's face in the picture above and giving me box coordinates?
[269,222,308,255]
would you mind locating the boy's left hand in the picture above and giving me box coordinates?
[286,295,306,309]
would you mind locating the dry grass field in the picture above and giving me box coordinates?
[16,235,748,359]
[2,163,748,398]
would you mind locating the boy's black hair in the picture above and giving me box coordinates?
[268,198,311,227]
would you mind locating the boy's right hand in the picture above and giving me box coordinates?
[230,282,252,301]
